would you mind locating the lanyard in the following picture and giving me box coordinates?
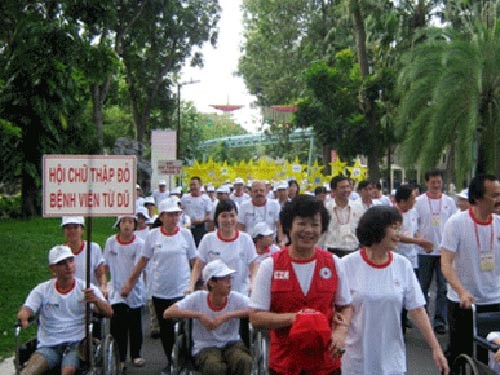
[334,206,350,225]
[253,202,268,225]
[473,219,494,253]
[426,193,442,217]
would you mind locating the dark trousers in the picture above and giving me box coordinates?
[418,255,447,328]
[153,296,183,363]
[447,300,500,368]
[110,303,143,362]
[191,224,207,247]
[269,369,341,375]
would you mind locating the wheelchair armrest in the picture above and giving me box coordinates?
[474,335,500,352]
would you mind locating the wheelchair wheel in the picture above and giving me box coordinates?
[453,354,480,375]
[102,334,120,375]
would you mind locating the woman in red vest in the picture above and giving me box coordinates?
[250,195,353,375]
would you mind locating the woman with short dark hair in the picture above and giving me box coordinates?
[341,206,449,374]
[250,195,352,375]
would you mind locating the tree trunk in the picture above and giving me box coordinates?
[352,0,381,182]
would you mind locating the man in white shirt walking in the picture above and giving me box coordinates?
[414,169,456,335]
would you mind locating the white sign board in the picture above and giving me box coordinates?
[151,130,177,190]
[158,160,182,176]
[43,155,137,217]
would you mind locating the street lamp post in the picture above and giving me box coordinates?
[177,79,200,160]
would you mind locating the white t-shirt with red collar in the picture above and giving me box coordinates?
[441,208,500,304]
[254,244,281,266]
[64,241,104,287]
[142,226,197,299]
[414,193,456,256]
[197,230,257,295]
[340,249,425,375]
[104,234,145,307]
[175,291,249,355]
[24,278,104,347]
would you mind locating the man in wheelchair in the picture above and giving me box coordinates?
[164,259,252,375]
[17,245,113,375]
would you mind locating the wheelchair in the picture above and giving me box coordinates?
[170,319,267,375]
[453,305,500,375]
[14,314,120,375]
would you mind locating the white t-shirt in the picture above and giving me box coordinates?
[134,227,150,242]
[104,234,145,307]
[415,193,456,256]
[181,194,212,222]
[198,231,257,295]
[352,198,382,214]
[441,210,500,304]
[153,190,170,207]
[396,208,419,269]
[175,291,249,355]
[317,201,364,250]
[230,193,250,206]
[249,252,352,310]
[24,278,104,347]
[142,227,197,299]
[340,250,425,375]
[238,199,280,236]
[254,244,281,267]
[65,241,104,287]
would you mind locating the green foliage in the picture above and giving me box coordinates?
[0,194,21,218]
[397,13,500,181]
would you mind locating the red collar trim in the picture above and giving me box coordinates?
[360,247,393,269]
[55,279,76,295]
[426,192,442,200]
[207,294,227,312]
[287,246,317,264]
[469,207,493,226]
[64,241,85,256]
[253,199,267,207]
[161,226,179,236]
[116,234,135,245]
[217,229,239,242]
[257,246,271,255]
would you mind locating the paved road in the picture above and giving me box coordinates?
[129,306,447,375]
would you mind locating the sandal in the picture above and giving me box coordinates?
[133,357,146,367]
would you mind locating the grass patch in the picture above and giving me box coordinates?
[0,216,115,360]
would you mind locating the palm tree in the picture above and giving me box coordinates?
[397,1,500,184]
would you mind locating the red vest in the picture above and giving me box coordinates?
[270,247,339,374]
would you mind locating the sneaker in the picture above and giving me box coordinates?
[160,366,171,375]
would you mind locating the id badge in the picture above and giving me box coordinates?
[480,252,496,272]
[431,216,441,227]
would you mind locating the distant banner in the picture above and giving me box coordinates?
[43,155,137,217]
[158,160,182,175]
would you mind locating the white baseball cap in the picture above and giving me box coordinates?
[216,185,231,194]
[253,222,274,238]
[144,196,155,206]
[202,260,235,284]
[234,177,244,185]
[457,189,469,199]
[159,198,182,213]
[136,206,150,219]
[159,180,166,186]
[207,185,215,192]
[276,181,288,190]
[49,245,74,265]
[113,215,137,228]
[61,216,85,227]
[170,186,182,196]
